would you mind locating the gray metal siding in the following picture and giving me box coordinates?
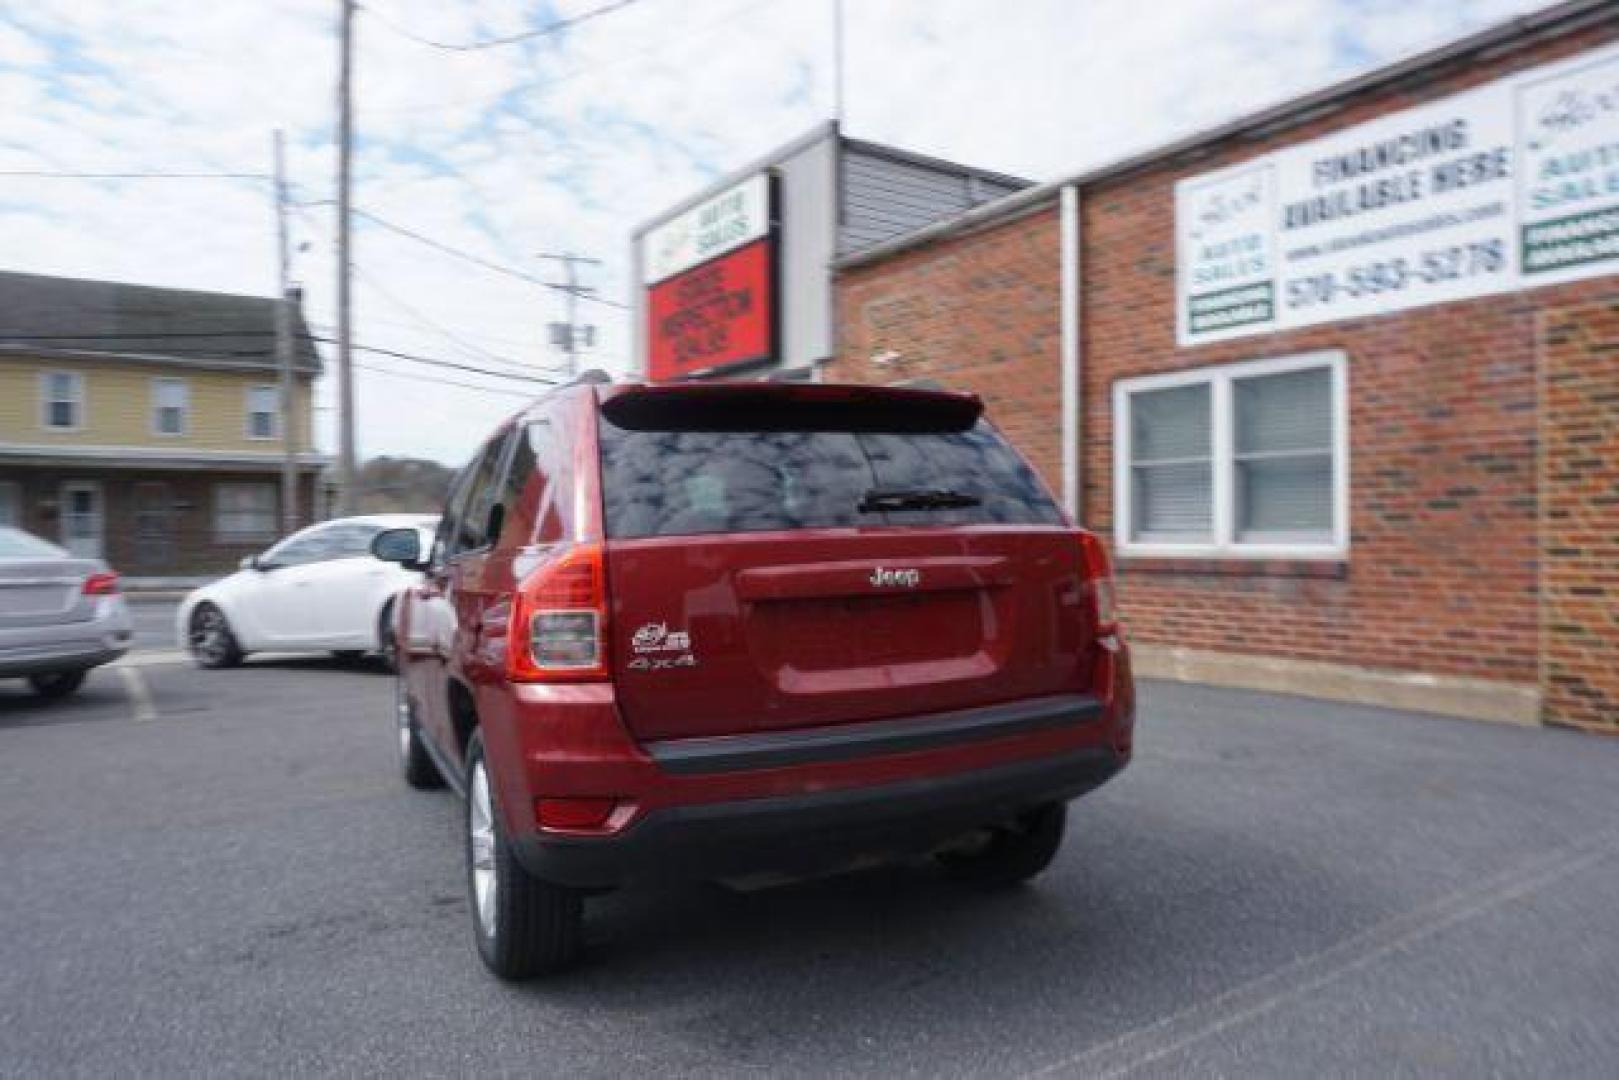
[839,149,1023,255]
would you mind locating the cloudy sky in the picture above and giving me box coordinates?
[0,0,1558,465]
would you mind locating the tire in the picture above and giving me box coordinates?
[936,802,1068,889]
[465,730,583,979]
[375,601,398,673]
[29,670,87,699]
[188,603,243,669]
[395,672,444,790]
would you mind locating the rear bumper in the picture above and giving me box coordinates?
[512,743,1125,889]
[0,641,127,678]
[0,603,131,678]
[472,641,1133,887]
[486,645,1135,889]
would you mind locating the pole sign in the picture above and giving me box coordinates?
[1176,39,1619,346]
[643,173,778,380]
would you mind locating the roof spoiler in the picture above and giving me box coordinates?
[598,381,983,433]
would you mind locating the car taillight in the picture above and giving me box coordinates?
[82,571,120,596]
[1077,532,1119,638]
[507,544,608,682]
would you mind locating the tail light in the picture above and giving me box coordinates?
[1077,532,1119,638]
[82,571,120,596]
[507,544,608,682]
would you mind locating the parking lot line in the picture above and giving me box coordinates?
[114,649,189,668]
[1024,831,1617,1079]
[117,666,159,722]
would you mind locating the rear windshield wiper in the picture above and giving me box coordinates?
[858,488,983,512]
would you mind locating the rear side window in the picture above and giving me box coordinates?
[598,414,1062,539]
[450,430,514,556]
[0,527,65,558]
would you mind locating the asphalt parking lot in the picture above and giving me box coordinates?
[127,598,182,653]
[2,607,1618,1078]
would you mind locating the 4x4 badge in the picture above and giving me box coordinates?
[632,621,691,653]
[629,621,696,671]
[627,653,697,671]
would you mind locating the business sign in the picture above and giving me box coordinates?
[643,173,771,285]
[647,237,775,381]
[1518,46,1619,283]
[1176,40,1619,346]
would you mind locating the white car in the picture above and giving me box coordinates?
[177,514,437,670]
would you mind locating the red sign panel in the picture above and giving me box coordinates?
[647,237,774,381]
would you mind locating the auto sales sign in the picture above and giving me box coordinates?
[643,173,777,380]
[1176,39,1619,345]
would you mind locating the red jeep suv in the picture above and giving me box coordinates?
[372,376,1133,979]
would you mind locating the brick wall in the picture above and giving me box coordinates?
[1081,22,1619,692]
[1540,301,1619,730]
[828,206,1063,488]
[830,19,1619,715]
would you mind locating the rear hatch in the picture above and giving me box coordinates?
[596,384,1096,742]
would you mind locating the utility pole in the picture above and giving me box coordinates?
[540,252,601,379]
[832,0,845,125]
[335,0,358,514]
[271,129,299,534]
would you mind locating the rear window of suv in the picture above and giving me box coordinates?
[596,400,1062,539]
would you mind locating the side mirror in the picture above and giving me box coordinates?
[371,527,425,570]
[240,555,260,571]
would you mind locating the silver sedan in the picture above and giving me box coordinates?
[0,526,132,698]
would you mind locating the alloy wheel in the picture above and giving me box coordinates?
[190,607,228,664]
[468,761,499,936]
[395,676,413,761]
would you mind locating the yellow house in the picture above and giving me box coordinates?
[0,270,326,578]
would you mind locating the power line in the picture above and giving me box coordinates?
[352,207,627,308]
[344,261,534,372]
[358,0,781,116]
[0,169,268,180]
[310,335,555,385]
[292,199,552,377]
[351,359,546,398]
[360,0,647,52]
[0,328,552,385]
[318,313,550,351]
[293,206,560,393]
[0,331,284,341]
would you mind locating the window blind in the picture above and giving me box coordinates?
[1130,383,1212,540]
[1234,368,1332,540]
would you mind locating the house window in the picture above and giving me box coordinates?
[152,378,189,436]
[246,385,281,440]
[1114,351,1347,558]
[213,483,278,542]
[41,371,84,431]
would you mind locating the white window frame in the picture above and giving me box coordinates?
[245,384,281,441]
[212,482,278,543]
[151,377,190,437]
[1113,349,1349,560]
[39,370,85,432]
